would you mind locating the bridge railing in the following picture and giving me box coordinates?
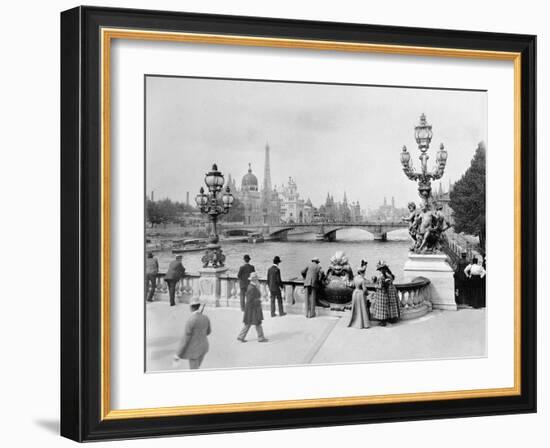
[148,272,432,316]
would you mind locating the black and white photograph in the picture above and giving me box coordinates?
[144,76,488,372]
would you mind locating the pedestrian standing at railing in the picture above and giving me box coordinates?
[267,256,286,317]
[301,257,324,318]
[237,254,255,312]
[164,254,186,306]
[145,251,159,302]
[464,257,486,308]
[237,272,268,343]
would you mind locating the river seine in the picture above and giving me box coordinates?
[154,228,412,282]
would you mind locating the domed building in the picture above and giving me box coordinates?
[239,163,262,225]
[241,163,259,192]
[224,144,284,226]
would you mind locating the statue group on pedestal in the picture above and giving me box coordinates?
[403,201,451,253]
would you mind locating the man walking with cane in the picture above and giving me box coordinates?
[237,272,268,343]
[237,254,255,312]
[173,297,211,370]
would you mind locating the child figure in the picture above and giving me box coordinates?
[347,275,371,329]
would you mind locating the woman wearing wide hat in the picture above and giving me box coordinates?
[370,260,400,326]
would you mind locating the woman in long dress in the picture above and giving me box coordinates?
[464,257,487,308]
[348,275,370,329]
[371,261,400,326]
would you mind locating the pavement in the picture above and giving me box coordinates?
[146,300,486,372]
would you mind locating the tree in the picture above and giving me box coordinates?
[146,198,196,227]
[449,142,486,250]
[221,196,245,223]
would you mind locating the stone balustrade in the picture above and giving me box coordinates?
[148,272,432,319]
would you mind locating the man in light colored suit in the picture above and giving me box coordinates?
[173,298,211,369]
[301,257,324,318]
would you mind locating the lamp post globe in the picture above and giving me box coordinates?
[222,186,234,209]
[400,145,411,166]
[414,113,433,150]
[436,143,448,166]
[204,163,225,193]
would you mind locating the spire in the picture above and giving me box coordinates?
[391,196,395,209]
[263,143,272,193]
[343,191,348,204]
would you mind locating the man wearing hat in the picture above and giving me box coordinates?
[174,298,211,369]
[237,254,255,312]
[164,254,186,306]
[301,257,324,318]
[238,272,268,342]
[267,256,286,317]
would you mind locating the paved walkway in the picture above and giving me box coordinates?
[146,301,486,372]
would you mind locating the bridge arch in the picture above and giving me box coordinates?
[223,229,255,237]
[321,226,406,242]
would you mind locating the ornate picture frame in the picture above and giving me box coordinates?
[61,6,536,441]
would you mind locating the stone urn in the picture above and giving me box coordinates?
[319,251,354,306]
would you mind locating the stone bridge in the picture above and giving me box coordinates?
[221,221,408,241]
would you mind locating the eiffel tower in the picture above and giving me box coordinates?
[263,143,272,194]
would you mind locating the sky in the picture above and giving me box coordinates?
[145,76,486,210]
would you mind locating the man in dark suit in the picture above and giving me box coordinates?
[301,257,324,318]
[237,273,268,343]
[237,254,255,311]
[267,256,286,317]
[174,297,211,369]
[164,254,185,306]
[454,252,470,305]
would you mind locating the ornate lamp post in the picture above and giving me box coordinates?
[195,164,234,268]
[400,113,448,205]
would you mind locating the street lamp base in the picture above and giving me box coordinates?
[201,243,226,268]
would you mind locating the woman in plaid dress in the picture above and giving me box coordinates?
[371,261,400,326]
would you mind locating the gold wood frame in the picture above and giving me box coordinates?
[100,28,522,421]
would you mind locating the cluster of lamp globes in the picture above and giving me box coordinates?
[400,113,448,182]
[194,163,235,216]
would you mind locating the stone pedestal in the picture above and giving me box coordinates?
[198,266,228,307]
[403,253,456,311]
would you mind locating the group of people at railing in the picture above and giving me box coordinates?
[146,249,431,370]
[454,252,487,308]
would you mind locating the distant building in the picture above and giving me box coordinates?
[279,176,307,223]
[229,144,282,225]
[367,196,407,221]
[318,192,359,223]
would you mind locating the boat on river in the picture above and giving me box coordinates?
[171,238,208,254]
[247,233,265,244]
